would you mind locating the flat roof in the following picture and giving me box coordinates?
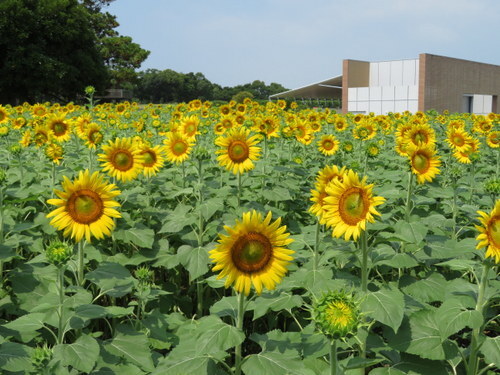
[269,75,342,99]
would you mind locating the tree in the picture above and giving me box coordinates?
[0,0,109,104]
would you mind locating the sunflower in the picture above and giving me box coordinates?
[334,117,348,132]
[486,131,500,148]
[322,169,385,241]
[33,125,53,147]
[209,210,294,296]
[139,144,166,177]
[476,200,500,264]
[407,145,441,184]
[20,130,32,147]
[163,131,194,164]
[309,183,331,223]
[85,122,104,149]
[46,170,121,243]
[446,128,472,152]
[31,103,47,117]
[315,165,346,187]
[98,138,144,182]
[45,143,64,165]
[403,123,435,148]
[215,127,261,174]
[366,143,380,158]
[0,106,9,124]
[46,113,72,142]
[453,137,480,164]
[317,134,339,156]
[180,115,200,140]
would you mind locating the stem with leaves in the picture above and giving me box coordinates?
[77,241,85,286]
[57,266,66,344]
[467,262,492,375]
[234,292,246,375]
[330,340,338,375]
[405,171,414,222]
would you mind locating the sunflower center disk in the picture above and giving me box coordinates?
[68,189,104,224]
[413,154,430,173]
[113,151,133,171]
[53,122,66,135]
[453,135,464,146]
[172,141,187,156]
[489,218,500,248]
[228,141,249,163]
[323,140,334,150]
[413,132,427,144]
[142,151,156,167]
[231,232,272,273]
[326,302,352,328]
[340,188,368,225]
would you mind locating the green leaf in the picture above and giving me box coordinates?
[114,224,155,249]
[210,296,239,320]
[393,221,428,244]
[252,292,303,320]
[199,197,224,221]
[261,186,292,201]
[480,336,500,366]
[249,330,302,355]
[242,351,315,375]
[361,285,405,333]
[344,357,383,369]
[426,237,476,259]
[158,204,195,233]
[177,245,209,280]
[153,353,213,375]
[104,326,154,372]
[85,261,135,298]
[369,368,406,375]
[401,272,447,303]
[2,312,46,342]
[435,298,483,338]
[53,334,99,373]
[0,342,33,373]
[0,244,19,262]
[387,310,458,361]
[195,318,245,355]
[434,259,477,271]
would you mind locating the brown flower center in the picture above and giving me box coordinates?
[228,140,249,163]
[67,189,103,224]
[338,187,369,226]
[111,150,134,171]
[231,232,273,273]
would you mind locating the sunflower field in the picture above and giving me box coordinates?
[0,94,498,375]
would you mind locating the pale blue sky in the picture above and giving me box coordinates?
[107,0,499,89]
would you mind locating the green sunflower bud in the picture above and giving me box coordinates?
[31,344,52,370]
[84,86,95,95]
[46,241,73,267]
[0,167,6,184]
[134,266,154,285]
[484,178,500,195]
[10,144,22,157]
[312,291,361,339]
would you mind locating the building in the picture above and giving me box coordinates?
[270,53,500,115]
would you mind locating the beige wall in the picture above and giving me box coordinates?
[419,53,500,113]
[342,59,369,113]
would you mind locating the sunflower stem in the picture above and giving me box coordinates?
[181,162,186,188]
[0,187,4,285]
[88,147,93,172]
[330,339,338,375]
[196,157,204,318]
[51,162,56,198]
[496,149,499,179]
[468,162,476,205]
[467,262,491,375]
[57,266,66,344]
[360,230,369,293]
[77,241,85,286]
[451,182,458,240]
[405,171,414,222]
[237,172,242,208]
[313,218,321,271]
[235,292,246,375]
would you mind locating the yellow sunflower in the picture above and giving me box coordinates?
[486,131,500,149]
[0,106,9,124]
[180,115,200,140]
[322,169,385,241]
[315,165,346,187]
[317,134,340,156]
[139,144,166,177]
[403,123,435,148]
[98,138,144,182]
[446,128,472,152]
[209,210,294,296]
[309,182,331,223]
[163,131,194,164]
[476,200,500,264]
[46,113,72,142]
[407,145,441,184]
[46,170,121,243]
[85,123,104,149]
[45,143,64,165]
[215,127,261,174]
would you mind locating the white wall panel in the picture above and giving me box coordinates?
[483,95,493,113]
[382,101,395,114]
[402,59,418,85]
[390,60,404,86]
[348,88,357,102]
[369,101,382,114]
[382,86,395,100]
[395,86,408,101]
[379,62,391,86]
[358,87,369,101]
[408,85,418,100]
[369,63,379,86]
[348,101,357,112]
[370,87,382,101]
[394,100,408,113]
[473,95,484,114]
[408,100,418,113]
[357,101,369,113]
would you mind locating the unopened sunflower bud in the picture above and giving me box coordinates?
[9,144,22,157]
[32,344,52,370]
[134,266,154,285]
[0,168,6,184]
[46,241,73,267]
[312,291,361,339]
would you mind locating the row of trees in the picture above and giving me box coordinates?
[133,69,288,103]
[0,0,149,104]
[0,0,288,104]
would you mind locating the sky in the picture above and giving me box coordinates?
[107,0,500,90]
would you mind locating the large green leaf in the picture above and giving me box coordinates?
[53,334,100,373]
[369,368,406,375]
[400,272,447,303]
[387,310,458,361]
[261,186,292,201]
[250,330,302,355]
[2,312,46,342]
[85,261,135,297]
[435,298,482,338]
[177,245,210,280]
[252,292,303,320]
[210,296,239,320]
[153,352,214,375]
[480,336,500,366]
[195,318,245,355]
[392,221,428,244]
[0,342,33,373]
[114,223,155,249]
[104,326,154,372]
[361,285,405,333]
[242,351,315,375]
[199,197,224,221]
[158,204,195,233]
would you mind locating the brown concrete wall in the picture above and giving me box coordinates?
[342,59,370,113]
[419,53,500,113]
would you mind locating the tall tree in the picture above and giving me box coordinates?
[0,0,109,104]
